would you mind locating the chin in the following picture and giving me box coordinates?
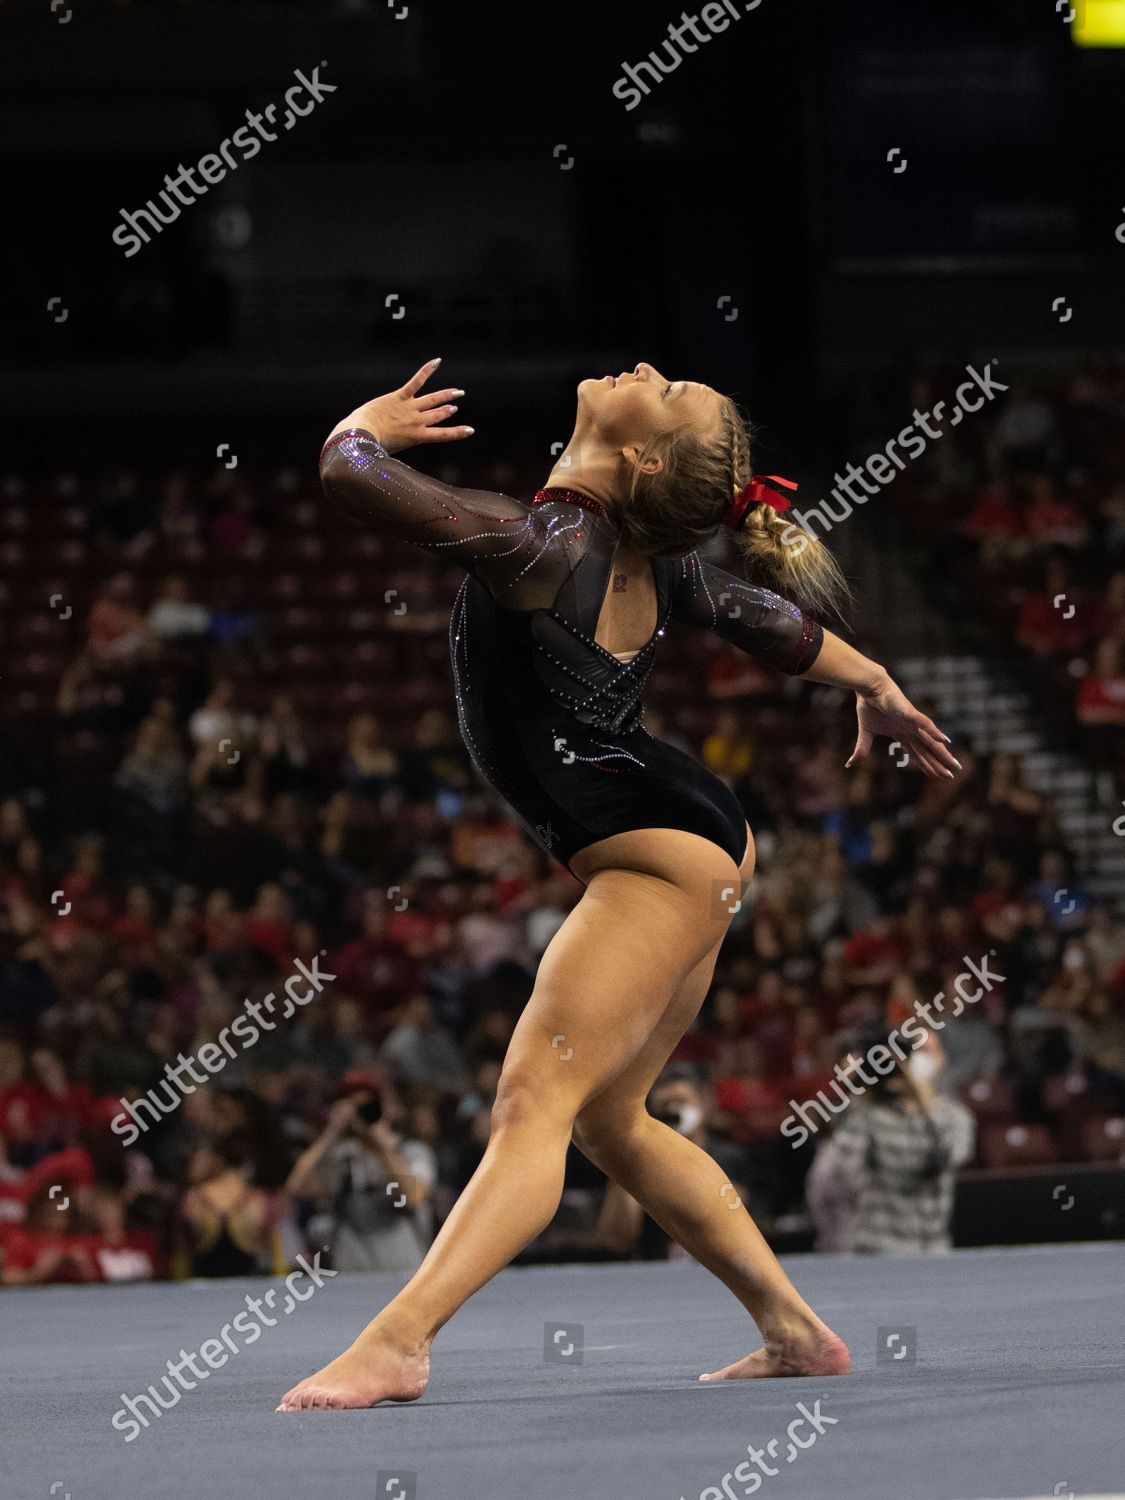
[576,374,616,413]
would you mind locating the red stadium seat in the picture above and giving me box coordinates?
[962,1077,1018,1121]
[1043,1071,1096,1115]
[734,1105,793,1142]
[979,1123,1059,1169]
[1078,1116,1125,1164]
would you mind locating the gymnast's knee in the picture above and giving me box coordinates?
[572,1098,650,1165]
[490,1062,579,1135]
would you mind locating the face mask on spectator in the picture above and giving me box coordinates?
[911,1052,941,1085]
[668,1103,704,1136]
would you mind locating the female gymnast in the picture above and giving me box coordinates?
[277,358,959,1411]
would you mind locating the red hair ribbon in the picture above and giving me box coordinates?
[722,473,797,529]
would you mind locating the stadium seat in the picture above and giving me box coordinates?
[1079,1116,1125,1164]
[1043,1072,1095,1115]
[962,1078,1018,1122]
[979,1123,1059,1169]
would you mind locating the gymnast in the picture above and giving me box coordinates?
[277,359,958,1410]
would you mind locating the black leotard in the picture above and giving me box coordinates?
[320,429,823,870]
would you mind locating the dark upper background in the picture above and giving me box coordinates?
[1,0,1122,468]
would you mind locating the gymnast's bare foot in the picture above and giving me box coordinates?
[276,1319,430,1411]
[699,1314,851,1382]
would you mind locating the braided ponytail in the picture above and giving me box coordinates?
[617,393,849,621]
[725,404,850,622]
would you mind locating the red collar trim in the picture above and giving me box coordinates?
[532,486,606,518]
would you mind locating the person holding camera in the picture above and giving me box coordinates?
[807,1031,974,1255]
[286,1074,435,1273]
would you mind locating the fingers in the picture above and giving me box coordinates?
[418,423,475,443]
[401,357,442,397]
[913,719,962,774]
[908,741,954,779]
[916,712,950,746]
[845,729,873,769]
[418,403,460,427]
[415,386,464,412]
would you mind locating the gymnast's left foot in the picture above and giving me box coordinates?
[276,1319,431,1411]
[698,1313,851,1382]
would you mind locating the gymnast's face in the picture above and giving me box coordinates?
[577,362,725,455]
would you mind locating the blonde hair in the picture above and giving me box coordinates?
[617,397,850,621]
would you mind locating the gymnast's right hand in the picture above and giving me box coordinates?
[336,358,474,454]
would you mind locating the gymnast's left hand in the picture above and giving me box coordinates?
[846,676,961,780]
[339,358,474,454]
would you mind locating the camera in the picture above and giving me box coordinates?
[355,1094,383,1126]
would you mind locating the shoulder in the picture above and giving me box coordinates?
[931,1094,974,1127]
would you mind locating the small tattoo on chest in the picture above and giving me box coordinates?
[612,573,628,592]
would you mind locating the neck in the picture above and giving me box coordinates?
[542,436,626,515]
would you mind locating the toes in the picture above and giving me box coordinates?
[699,1352,768,1383]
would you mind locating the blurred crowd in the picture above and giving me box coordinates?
[845,355,1125,768]
[2,359,1124,1286]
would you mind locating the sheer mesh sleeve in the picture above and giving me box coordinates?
[667,552,824,676]
[319,428,583,608]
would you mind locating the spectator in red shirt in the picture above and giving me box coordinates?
[80,1185,159,1284]
[1024,474,1089,551]
[714,1040,786,1141]
[202,887,244,954]
[242,882,295,965]
[0,1041,41,1148]
[0,1132,27,1255]
[1016,557,1090,656]
[1077,640,1125,729]
[739,970,795,1076]
[1,1181,98,1286]
[336,903,421,1012]
[962,481,1026,547]
[110,885,161,965]
[25,1048,106,1150]
[842,915,911,987]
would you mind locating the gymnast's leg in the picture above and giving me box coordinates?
[277,829,744,1411]
[572,829,850,1380]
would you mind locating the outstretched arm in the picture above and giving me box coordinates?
[671,555,960,780]
[800,632,960,779]
[319,360,539,578]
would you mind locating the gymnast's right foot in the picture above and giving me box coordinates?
[276,1320,431,1411]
